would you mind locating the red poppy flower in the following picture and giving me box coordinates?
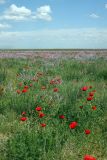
[20,117,27,121]
[84,155,96,160]
[16,89,21,94]
[69,122,78,129]
[39,112,45,118]
[80,106,83,109]
[89,92,94,97]
[81,86,88,91]
[50,80,55,84]
[19,82,22,87]
[92,106,97,110]
[57,78,62,84]
[40,123,46,127]
[59,115,65,119]
[53,88,59,92]
[85,129,91,135]
[35,106,42,111]
[22,89,28,93]
[29,84,33,87]
[87,97,93,101]
[24,85,29,89]
[89,86,92,89]
[21,111,26,115]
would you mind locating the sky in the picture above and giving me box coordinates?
[0,0,107,49]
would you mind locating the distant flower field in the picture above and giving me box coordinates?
[0,57,107,160]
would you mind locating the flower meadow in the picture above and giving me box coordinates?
[0,57,107,160]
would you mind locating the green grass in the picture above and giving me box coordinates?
[0,57,107,160]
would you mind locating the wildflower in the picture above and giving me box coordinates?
[39,112,45,118]
[19,82,22,87]
[21,112,26,115]
[29,84,33,87]
[85,129,91,135]
[53,88,59,92]
[92,106,97,110]
[84,155,96,160]
[89,92,94,97]
[59,115,65,119]
[57,78,62,84]
[89,86,92,89]
[69,122,78,129]
[50,80,55,85]
[87,97,93,101]
[16,89,21,94]
[24,85,29,89]
[80,106,83,109]
[20,117,27,121]
[22,89,28,93]
[40,123,46,127]
[35,106,42,111]
[81,86,88,91]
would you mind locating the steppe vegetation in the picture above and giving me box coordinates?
[0,54,107,160]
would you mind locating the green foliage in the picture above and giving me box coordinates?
[0,69,7,84]
[0,57,107,160]
[97,70,107,80]
[6,125,70,160]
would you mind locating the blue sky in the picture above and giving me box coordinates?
[0,0,107,48]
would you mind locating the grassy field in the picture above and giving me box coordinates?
[0,57,107,160]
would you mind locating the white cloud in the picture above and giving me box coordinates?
[105,4,107,8]
[0,0,5,4]
[35,5,52,21]
[0,4,52,21]
[0,23,11,29]
[89,13,100,19]
[1,4,32,20]
[7,4,31,16]
[0,28,107,49]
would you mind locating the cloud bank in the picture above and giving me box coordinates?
[0,28,107,49]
